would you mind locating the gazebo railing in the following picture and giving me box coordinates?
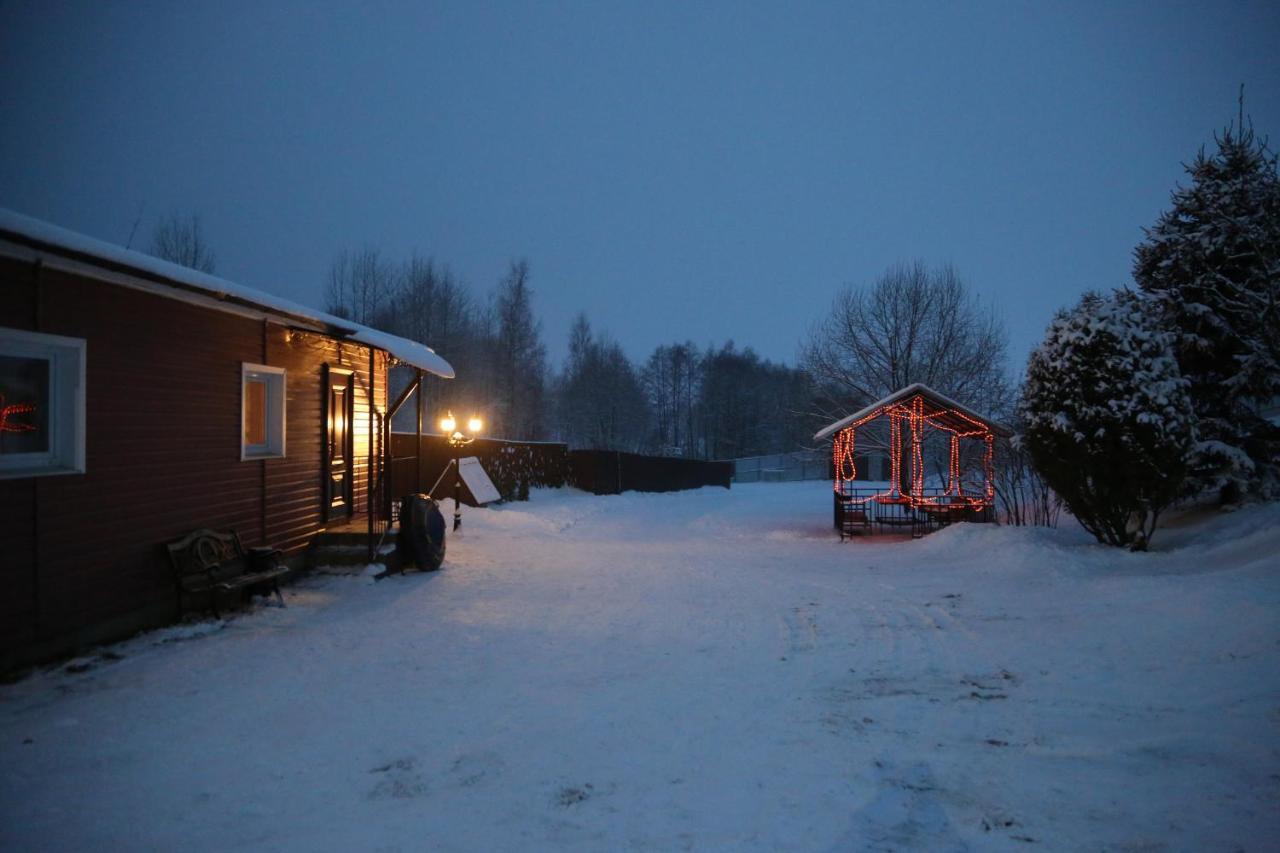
[834,484,994,539]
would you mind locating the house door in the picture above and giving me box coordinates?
[325,367,355,520]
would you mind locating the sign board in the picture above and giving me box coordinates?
[458,456,501,505]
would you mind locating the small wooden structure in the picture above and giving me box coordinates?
[814,384,1012,538]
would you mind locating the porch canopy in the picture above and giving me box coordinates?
[814,383,1012,511]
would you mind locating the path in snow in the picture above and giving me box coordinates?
[1,482,1277,851]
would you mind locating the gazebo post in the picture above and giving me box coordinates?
[948,434,961,497]
[910,397,925,501]
[984,433,995,503]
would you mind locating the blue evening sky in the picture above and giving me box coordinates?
[2,1,1277,374]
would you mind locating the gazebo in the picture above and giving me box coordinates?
[813,383,1012,538]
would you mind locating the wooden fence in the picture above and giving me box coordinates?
[387,433,731,507]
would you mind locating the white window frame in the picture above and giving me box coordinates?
[241,363,286,460]
[0,326,87,479]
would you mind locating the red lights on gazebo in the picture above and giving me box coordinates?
[815,384,1011,537]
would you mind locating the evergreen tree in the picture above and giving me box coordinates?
[1021,290,1193,550]
[491,260,548,439]
[1133,118,1280,501]
[554,315,649,451]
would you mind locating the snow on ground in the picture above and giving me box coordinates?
[1,482,1277,852]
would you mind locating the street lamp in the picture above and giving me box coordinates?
[438,410,483,531]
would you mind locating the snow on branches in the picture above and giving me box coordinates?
[1133,120,1280,501]
[1021,290,1193,550]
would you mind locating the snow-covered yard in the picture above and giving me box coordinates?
[2,482,1277,851]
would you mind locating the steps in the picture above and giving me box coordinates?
[308,527,396,572]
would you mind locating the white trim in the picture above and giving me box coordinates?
[241,363,286,460]
[0,326,86,479]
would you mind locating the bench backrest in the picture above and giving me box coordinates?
[167,529,247,581]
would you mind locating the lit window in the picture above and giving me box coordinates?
[242,364,285,459]
[0,326,86,479]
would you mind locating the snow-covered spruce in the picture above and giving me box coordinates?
[1133,120,1280,502]
[1020,290,1193,550]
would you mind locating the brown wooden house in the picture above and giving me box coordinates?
[0,210,454,669]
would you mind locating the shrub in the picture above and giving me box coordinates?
[1021,290,1193,550]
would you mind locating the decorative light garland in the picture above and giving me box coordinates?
[0,394,37,435]
[830,392,997,511]
[833,426,858,487]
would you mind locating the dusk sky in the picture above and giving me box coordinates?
[3,1,1277,374]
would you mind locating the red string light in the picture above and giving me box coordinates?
[831,391,997,511]
[0,394,37,435]
[833,427,858,490]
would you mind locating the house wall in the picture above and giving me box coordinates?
[0,256,386,668]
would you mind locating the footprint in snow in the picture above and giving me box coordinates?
[449,751,505,788]
[556,783,593,807]
[368,756,428,800]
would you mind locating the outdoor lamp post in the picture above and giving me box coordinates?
[439,411,483,531]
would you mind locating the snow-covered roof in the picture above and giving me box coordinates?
[813,382,1012,441]
[0,208,455,379]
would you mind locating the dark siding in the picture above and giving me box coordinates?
[0,255,386,663]
[1,261,41,655]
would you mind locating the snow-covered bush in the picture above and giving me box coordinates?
[1021,290,1193,550]
[1133,120,1280,502]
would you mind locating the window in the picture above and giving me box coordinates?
[241,363,285,459]
[0,327,86,479]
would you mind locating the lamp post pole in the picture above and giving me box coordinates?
[438,410,483,534]
[452,448,462,531]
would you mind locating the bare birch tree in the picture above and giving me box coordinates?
[325,247,394,326]
[150,213,216,273]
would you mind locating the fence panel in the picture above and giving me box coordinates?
[391,433,732,502]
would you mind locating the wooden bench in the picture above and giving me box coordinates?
[167,529,288,618]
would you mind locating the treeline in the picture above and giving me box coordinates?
[324,251,813,459]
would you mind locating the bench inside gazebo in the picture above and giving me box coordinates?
[814,384,1012,539]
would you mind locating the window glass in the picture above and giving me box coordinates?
[244,379,267,447]
[241,364,285,459]
[0,354,50,456]
[0,326,86,478]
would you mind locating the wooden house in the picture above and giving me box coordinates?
[0,210,453,668]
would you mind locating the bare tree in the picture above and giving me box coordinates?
[325,247,393,326]
[642,342,701,457]
[555,314,650,451]
[150,213,216,273]
[384,255,479,429]
[991,390,1061,527]
[802,262,1008,418]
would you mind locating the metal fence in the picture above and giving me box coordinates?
[733,450,896,484]
[732,450,830,483]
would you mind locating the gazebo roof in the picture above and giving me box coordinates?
[813,383,1013,442]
